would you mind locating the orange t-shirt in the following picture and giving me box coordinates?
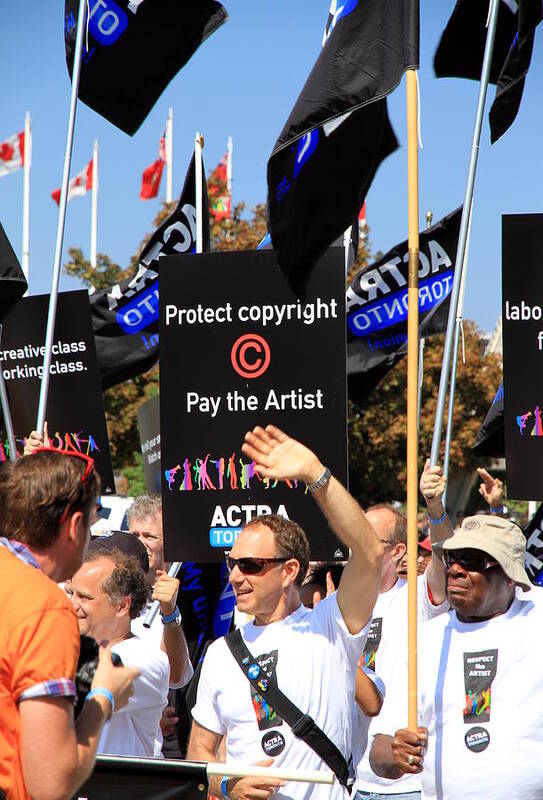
[0,547,80,800]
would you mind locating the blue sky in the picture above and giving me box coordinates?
[1,1,542,334]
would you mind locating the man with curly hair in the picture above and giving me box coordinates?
[69,547,170,757]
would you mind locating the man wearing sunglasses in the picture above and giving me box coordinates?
[0,449,139,800]
[188,424,383,800]
[368,514,543,800]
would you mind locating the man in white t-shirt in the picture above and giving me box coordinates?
[368,514,543,800]
[355,462,451,798]
[69,547,170,757]
[187,424,383,800]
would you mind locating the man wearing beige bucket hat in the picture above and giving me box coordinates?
[368,514,543,800]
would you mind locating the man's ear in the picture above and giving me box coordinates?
[391,542,407,564]
[283,558,300,586]
[116,595,132,619]
[65,510,84,546]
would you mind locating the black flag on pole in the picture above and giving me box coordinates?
[0,222,28,320]
[64,0,228,136]
[267,0,419,296]
[472,382,505,457]
[347,207,462,404]
[434,0,542,143]
[91,153,210,389]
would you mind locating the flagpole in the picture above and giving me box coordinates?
[36,0,87,433]
[195,132,204,254]
[166,107,173,204]
[226,134,233,195]
[430,0,500,466]
[90,139,98,268]
[0,327,18,462]
[442,202,474,505]
[406,65,419,732]
[22,111,31,288]
[417,211,433,433]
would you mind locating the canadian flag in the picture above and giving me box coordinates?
[51,160,93,205]
[140,131,166,200]
[208,153,231,220]
[0,131,25,177]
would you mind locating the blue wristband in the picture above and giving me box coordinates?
[85,687,114,713]
[160,607,180,625]
[490,506,504,514]
[429,511,447,525]
[220,776,230,798]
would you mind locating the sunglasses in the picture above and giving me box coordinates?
[442,549,498,573]
[35,445,95,484]
[226,555,289,575]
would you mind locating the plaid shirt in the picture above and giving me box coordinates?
[0,537,76,702]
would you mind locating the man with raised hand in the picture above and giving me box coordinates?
[0,449,138,800]
[368,515,543,800]
[188,424,383,800]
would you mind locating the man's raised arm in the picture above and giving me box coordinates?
[242,425,383,634]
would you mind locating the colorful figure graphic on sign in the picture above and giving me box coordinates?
[517,411,532,435]
[227,452,238,489]
[531,406,543,437]
[212,457,225,489]
[165,464,181,490]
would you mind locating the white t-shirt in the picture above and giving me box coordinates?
[98,635,170,757]
[131,604,194,689]
[355,573,449,795]
[376,594,543,800]
[192,593,369,800]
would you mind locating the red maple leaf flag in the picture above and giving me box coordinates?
[0,131,25,177]
[208,153,231,220]
[51,160,93,205]
[140,130,166,199]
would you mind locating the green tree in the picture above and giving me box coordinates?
[348,320,502,506]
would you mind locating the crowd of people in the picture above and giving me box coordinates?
[1,424,541,800]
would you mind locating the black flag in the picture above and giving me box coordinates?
[91,153,209,388]
[347,207,462,404]
[472,383,504,457]
[0,222,28,321]
[73,754,208,799]
[434,0,542,143]
[267,0,419,295]
[64,0,227,136]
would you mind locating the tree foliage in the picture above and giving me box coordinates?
[348,320,502,507]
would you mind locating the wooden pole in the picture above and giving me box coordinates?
[406,67,419,731]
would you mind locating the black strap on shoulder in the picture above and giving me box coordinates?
[225,629,352,792]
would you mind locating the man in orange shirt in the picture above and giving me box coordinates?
[0,449,138,800]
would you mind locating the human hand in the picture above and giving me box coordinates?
[226,759,286,800]
[153,570,180,616]
[420,459,446,513]
[160,705,179,737]
[23,421,50,455]
[476,468,503,509]
[91,644,140,715]
[241,425,324,485]
[391,727,428,775]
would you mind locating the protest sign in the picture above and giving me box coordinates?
[522,502,543,586]
[137,394,161,493]
[0,290,114,492]
[502,214,543,499]
[159,249,347,561]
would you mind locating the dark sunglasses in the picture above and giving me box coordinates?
[226,555,289,575]
[442,549,498,573]
[35,445,95,484]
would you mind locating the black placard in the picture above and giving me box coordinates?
[137,394,161,494]
[159,249,347,562]
[502,214,543,499]
[0,290,114,492]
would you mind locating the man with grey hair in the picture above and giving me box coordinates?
[69,547,170,756]
[127,495,193,756]
[369,514,543,800]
